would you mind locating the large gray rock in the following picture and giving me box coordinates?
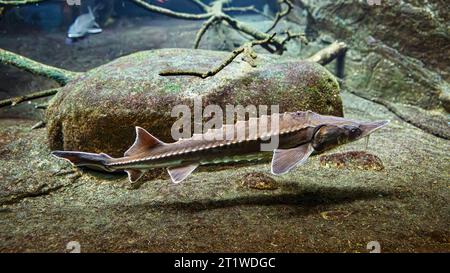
[46,48,342,156]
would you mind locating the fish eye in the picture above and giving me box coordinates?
[343,126,361,136]
[350,127,361,136]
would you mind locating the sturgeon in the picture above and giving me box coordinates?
[67,6,102,39]
[51,111,388,183]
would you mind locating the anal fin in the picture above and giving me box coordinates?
[271,143,314,175]
[167,163,199,184]
[126,169,146,183]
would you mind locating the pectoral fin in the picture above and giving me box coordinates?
[126,169,146,183]
[167,163,199,184]
[271,143,314,175]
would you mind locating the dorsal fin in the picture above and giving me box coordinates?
[124,126,165,157]
[88,6,94,17]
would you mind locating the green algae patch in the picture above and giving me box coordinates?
[163,81,183,94]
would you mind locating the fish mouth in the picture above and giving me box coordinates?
[358,120,389,139]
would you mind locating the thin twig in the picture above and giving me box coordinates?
[160,33,276,79]
[194,16,219,49]
[280,30,308,45]
[221,14,284,53]
[189,0,209,11]
[266,0,294,33]
[0,88,60,108]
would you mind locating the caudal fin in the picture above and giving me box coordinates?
[51,151,113,172]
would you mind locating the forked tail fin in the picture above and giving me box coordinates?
[51,151,113,172]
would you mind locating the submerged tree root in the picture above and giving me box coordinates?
[0,48,80,85]
[160,34,276,79]
[131,0,300,54]
[161,39,346,79]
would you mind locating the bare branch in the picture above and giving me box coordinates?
[194,16,219,49]
[280,30,308,46]
[266,0,294,33]
[160,33,277,79]
[0,48,81,85]
[189,0,209,11]
[0,88,60,108]
[130,0,292,54]
[162,37,349,81]
[221,14,284,53]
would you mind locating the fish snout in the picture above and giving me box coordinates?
[359,120,389,138]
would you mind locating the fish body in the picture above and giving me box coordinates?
[67,6,102,39]
[52,111,388,183]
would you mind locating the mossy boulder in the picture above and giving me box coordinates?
[46,48,342,156]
